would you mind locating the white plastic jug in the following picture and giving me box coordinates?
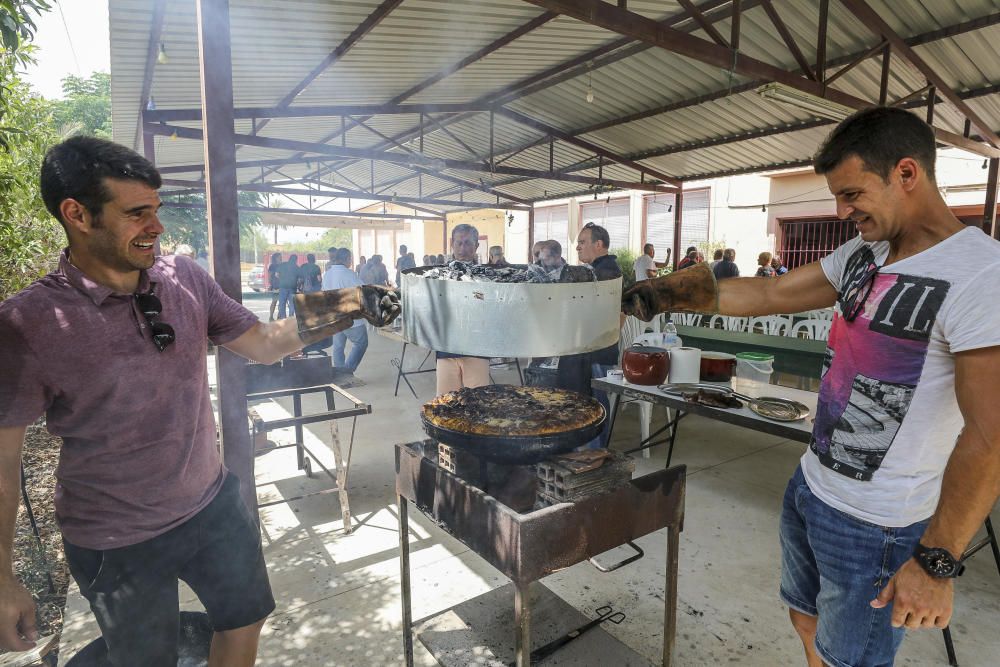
[734,352,774,394]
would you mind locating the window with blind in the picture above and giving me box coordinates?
[680,188,710,252]
[532,204,570,253]
[579,197,631,251]
[643,193,676,263]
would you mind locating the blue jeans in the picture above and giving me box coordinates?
[332,326,368,373]
[779,466,930,667]
[277,288,296,319]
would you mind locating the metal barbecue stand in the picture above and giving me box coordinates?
[396,441,686,666]
[246,355,370,533]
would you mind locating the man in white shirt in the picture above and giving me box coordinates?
[633,243,668,281]
[622,107,1000,667]
[321,248,368,373]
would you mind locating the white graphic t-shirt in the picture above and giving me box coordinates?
[802,226,1000,527]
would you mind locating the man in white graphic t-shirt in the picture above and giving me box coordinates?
[621,107,1000,667]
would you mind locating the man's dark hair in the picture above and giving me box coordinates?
[544,239,562,257]
[288,254,298,263]
[686,246,697,255]
[307,253,316,263]
[643,243,654,254]
[713,249,723,260]
[40,136,162,227]
[269,253,282,265]
[582,222,610,249]
[723,248,736,261]
[327,246,339,256]
[399,244,408,254]
[334,248,352,265]
[814,106,937,182]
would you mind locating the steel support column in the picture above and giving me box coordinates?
[196,0,254,515]
[672,188,683,270]
[985,158,999,239]
[527,206,535,263]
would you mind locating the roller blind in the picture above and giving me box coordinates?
[643,193,675,263]
[533,204,569,253]
[680,188,710,252]
[580,198,630,251]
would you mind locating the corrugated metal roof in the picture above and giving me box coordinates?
[109,0,1000,213]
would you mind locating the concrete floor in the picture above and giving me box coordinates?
[58,322,1000,666]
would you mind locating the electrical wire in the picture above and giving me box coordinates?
[55,0,82,77]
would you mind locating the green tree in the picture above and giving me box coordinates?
[52,72,112,138]
[158,191,264,254]
[1,0,51,148]
[0,66,61,299]
[277,227,353,255]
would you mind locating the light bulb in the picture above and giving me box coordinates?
[983,159,989,169]
[157,42,168,65]
[586,87,594,104]
[169,130,178,141]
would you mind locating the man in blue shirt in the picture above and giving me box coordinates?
[321,249,369,373]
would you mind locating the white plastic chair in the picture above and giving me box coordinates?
[616,316,656,459]
[672,312,703,327]
[791,318,832,340]
[807,309,835,321]
[749,315,791,336]
[709,315,749,332]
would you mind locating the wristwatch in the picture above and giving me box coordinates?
[913,543,966,578]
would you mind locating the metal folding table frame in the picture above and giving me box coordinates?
[247,383,370,533]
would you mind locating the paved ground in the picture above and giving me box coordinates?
[58,314,1000,666]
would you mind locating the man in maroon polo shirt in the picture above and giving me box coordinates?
[0,137,396,666]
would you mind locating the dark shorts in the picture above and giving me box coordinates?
[779,466,929,667]
[64,473,275,667]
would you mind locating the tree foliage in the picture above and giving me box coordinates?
[275,227,354,255]
[0,65,61,299]
[158,191,264,254]
[52,72,112,138]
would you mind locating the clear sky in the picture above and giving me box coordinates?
[21,0,110,99]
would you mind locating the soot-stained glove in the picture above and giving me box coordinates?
[293,286,401,344]
[621,262,719,321]
[359,285,402,327]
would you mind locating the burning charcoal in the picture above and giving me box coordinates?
[419,262,597,284]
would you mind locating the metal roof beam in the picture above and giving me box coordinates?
[520,0,1000,158]
[143,102,491,123]
[161,201,445,221]
[251,0,403,137]
[839,0,1000,148]
[387,11,558,104]
[495,108,681,186]
[760,0,816,80]
[305,0,744,190]
[160,179,526,211]
[133,0,167,151]
[146,122,679,193]
[676,0,729,47]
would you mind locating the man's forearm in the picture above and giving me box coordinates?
[0,430,26,578]
[920,428,1000,555]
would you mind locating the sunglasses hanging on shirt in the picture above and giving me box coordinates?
[838,248,880,322]
[134,282,175,352]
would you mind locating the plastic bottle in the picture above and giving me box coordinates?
[662,320,682,349]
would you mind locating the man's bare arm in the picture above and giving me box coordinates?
[223,319,308,366]
[923,346,1000,554]
[0,425,39,651]
[872,346,1000,629]
[718,261,838,316]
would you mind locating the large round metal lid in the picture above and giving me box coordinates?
[401,268,622,357]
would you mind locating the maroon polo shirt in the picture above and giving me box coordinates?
[0,251,259,549]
